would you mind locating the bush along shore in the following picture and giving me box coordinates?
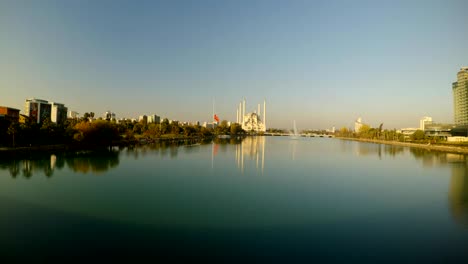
[334,125,468,154]
[337,137,468,154]
[0,115,245,154]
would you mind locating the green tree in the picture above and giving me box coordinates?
[74,120,120,147]
[160,118,170,134]
[215,120,229,135]
[358,124,371,134]
[7,121,19,147]
[133,123,143,134]
[230,123,243,135]
[411,130,426,141]
[338,127,350,137]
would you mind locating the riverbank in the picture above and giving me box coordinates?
[0,135,217,156]
[337,137,468,154]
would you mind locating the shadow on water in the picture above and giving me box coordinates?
[341,140,468,227]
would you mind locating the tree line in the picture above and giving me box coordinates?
[0,113,245,148]
[336,124,435,143]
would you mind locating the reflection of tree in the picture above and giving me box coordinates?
[9,160,20,178]
[355,142,380,157]
[409,148,447,168]
[22,160,32,178]
[55,155,65,169]
[0,151,121,178]
[383,145,405,157]
[170,146,178,158]
[65,151,120,174]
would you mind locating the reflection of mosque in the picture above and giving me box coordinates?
[235,137,265,174]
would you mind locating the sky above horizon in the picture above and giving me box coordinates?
[1,0,468,129]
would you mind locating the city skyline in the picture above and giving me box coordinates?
[1,1,468,129]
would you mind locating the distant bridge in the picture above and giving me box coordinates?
[264,133,335,138]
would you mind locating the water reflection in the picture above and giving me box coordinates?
[2,139,468,228]
[406,148,468,227]
[65,151,120,174]
[0,150,120,178]
[444,154,468,227]
[357,143,405,158]
[235,136,265,174]
[340,140,468,227]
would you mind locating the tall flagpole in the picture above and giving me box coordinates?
[212,97,214,169]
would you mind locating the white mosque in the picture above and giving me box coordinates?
[236,98,266,132]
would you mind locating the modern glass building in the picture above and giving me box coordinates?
[453,67,468,125]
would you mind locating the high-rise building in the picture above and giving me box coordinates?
[139,115,148,123]
[50,102,68,123]
[419,116,432,131]
[355,117,364,132]
[147,114,160,124]
[453,67,468,125]
[103,111,116,121]
[24,98,51,123]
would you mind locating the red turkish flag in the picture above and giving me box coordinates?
[214,114,219,122]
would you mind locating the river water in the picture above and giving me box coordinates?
[1,137,468,262]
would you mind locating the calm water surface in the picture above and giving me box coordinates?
[1,137,468,262]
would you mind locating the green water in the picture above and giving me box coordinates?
[1,137,468,262]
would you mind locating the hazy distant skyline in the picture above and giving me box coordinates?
[1,0,468,129]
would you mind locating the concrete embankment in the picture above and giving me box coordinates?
[337,137,468,154]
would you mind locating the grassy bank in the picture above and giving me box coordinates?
[337,137,468,154]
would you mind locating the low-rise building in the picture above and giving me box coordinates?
[19,114,30,124]
[424,123,453,139]
[68,110,79,119]
[0,106,20,122]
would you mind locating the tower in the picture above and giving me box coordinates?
[263,99,266,131]
[453,67,468,125]
[242,98,246,125]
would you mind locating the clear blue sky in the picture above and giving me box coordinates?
[1,0,467,129]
